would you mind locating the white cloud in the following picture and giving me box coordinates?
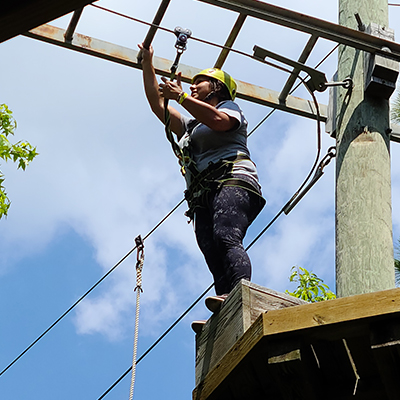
[2,0,399,343]
[247,114,336,294]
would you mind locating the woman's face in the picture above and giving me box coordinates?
[190,76,212,101]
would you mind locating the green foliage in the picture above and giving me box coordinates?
[395,238,400,286]
[391,91,400,125]
[286,266,336,303]
[0,104,38,219]
[395,259,400,286]
[390,95,400,285]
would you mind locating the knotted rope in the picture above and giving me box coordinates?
[128,235,145,400]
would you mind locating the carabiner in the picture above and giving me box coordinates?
[135,235,144,263]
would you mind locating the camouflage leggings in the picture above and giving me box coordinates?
[194,184,263,295]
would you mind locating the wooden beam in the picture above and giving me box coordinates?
[214,13,247,69]
[266,339,322,400]
[370,321,400,400]
[0,0,97,43]
[196,0,400,60]
[261,287,400,337]
[23,24,328,122]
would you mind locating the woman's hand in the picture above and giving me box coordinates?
[159,72,183,101]
[138,43,154,66]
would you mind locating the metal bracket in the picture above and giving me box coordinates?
[364,23,399,99]
[253,44,328,92]
[323,78,353,89]
[64,7,84,42]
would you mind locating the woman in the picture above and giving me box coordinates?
[139,44,265,312]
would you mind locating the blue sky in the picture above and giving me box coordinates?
[1,1,400,399]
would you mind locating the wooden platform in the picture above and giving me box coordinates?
[194,280,307,386]
[193,285,400,400]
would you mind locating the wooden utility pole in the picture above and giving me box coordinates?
[336,0,395,297]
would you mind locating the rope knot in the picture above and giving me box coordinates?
[134,257,144,292]
[129,234,145,400]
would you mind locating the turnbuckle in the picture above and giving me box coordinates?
[321,78,353,90]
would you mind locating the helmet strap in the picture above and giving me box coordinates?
[203,90,216,103]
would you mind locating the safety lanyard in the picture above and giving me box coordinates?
[164,27,191,175]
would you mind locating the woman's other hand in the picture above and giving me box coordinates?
[159,72,183,101]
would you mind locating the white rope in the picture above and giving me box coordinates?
[129,238,144,400]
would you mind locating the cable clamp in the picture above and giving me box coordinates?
[319,146,336,171]
[134,235,144,293]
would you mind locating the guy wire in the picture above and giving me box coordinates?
[0,198,185,377]
[2,4,337,388]
[97,282,214,399]
[96,44,336,398]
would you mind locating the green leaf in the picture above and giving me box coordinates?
[0,104,37,218]
[286,266,336,303]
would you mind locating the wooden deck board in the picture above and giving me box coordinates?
[193,287,400,400]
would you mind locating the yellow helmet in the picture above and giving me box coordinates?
[192,68,237,100]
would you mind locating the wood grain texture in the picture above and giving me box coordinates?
[193,287,400,400]
[335,0,395,297]
[194,280,307,388]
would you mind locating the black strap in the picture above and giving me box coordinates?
[220,178,259,194]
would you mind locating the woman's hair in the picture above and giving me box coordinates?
[208,77,232,102]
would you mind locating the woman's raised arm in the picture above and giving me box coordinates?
[138,43,184,137]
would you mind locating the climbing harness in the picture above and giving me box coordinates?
[128,235,145,400]
[183,153,265,221]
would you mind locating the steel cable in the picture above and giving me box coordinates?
[0,198,185,377]
[90,3,295,75]
[1,4,339,389]
[93,35,339,397]
[96,53,336,399]
[97,282,214,400]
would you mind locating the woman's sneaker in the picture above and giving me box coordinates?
[191,320,207,334]
[205,294,228,313]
